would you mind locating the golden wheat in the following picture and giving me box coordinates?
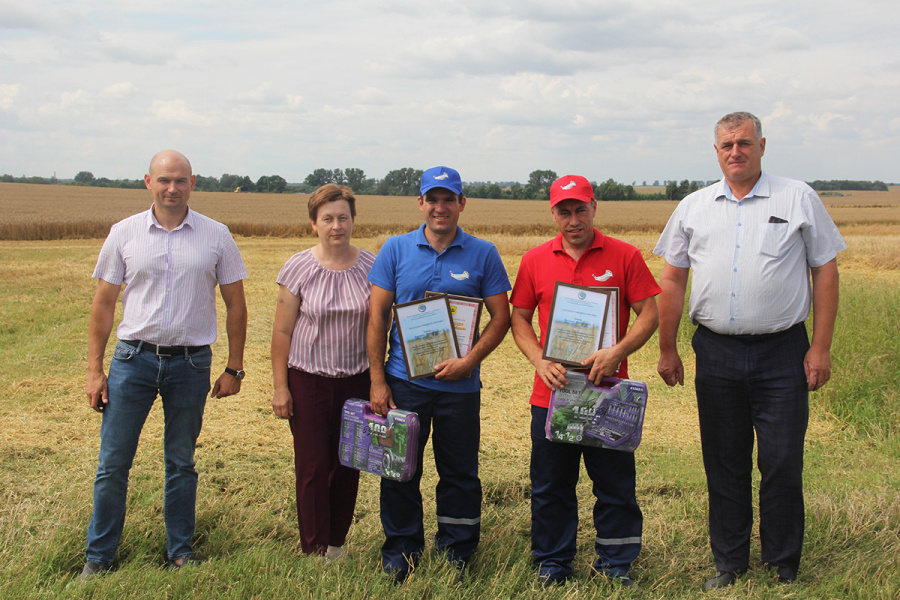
[3,182,899,241]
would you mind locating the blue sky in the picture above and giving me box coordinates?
[1,0,898,184]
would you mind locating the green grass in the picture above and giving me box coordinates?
[1,237,898,600]
[820,272,900,443]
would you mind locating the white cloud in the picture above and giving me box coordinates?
[0,0,898,183]
[152,100,213,126]
[0,84,23,109]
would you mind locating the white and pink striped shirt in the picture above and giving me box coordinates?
[277,248,376,378]
[93,206,247,346]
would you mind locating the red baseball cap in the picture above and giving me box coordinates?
[549,175,594,207]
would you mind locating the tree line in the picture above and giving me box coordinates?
[807,180,889,192]
[1,170,892,201]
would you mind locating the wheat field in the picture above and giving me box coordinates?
[0,182,898,599]
[2,182,899,241]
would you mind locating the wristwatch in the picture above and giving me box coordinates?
[224,367,245,381]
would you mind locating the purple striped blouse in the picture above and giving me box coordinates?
[276,248,376,378]
[93,207,247,346]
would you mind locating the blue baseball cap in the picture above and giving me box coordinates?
[420,166,463,196]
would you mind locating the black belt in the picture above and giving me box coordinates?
[122,340,208,356]
[697,322,805,342]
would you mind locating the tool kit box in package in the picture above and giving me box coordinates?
[545,372,648,452]
[339,399,420,481]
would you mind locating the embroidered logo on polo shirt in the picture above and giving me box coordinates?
[450,270,469,280]
[593,270,613,282]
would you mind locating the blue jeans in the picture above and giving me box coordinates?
[380,374,482,572]
[85,341,211,565]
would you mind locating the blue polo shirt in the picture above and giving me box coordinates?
[368,224,511,393]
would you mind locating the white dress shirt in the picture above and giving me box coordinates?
[654,173,846,335]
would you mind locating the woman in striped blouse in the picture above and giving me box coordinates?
[271,184,376,560]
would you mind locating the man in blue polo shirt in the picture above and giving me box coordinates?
[367,166,511,582]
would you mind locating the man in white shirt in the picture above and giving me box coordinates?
[654,112,845,589]
[81,150,247,578]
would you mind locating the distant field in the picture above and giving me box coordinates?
[2,182,898,240]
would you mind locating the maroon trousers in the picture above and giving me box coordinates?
[287,368,370,554]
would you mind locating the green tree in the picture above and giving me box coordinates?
[665,181,679,200]
[330,169,346,185]
[305,168,332,188]
[219,173,255,192]
[528,169,557,195]
[344,168,366,191]
[220,173,243,192]
[194,174,220,192]
[74,171,95,184]
[256,175,287,193]
[382,168,424,196]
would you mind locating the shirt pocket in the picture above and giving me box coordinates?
[760,222,788,258]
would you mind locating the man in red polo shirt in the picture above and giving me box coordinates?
[510,175,660,588]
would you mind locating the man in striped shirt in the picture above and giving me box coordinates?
[654,112,846,590]
[81,150,248,578]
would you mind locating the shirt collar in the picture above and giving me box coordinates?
[716,171,770,202]
[145,205,195,231]
[551,228,605,254]
[414,223,466,250]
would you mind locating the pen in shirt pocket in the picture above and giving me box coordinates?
[768,216,788,223]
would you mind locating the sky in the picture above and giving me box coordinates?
[1,0,899,185]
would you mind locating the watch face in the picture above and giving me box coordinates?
[235,370,245,380]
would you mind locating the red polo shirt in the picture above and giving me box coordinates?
[510,228,661,407]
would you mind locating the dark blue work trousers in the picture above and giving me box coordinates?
[530,406,642,581]
[693,323,810,578]
[379,374,482,572]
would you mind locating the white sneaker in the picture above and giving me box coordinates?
[325,546,345,563]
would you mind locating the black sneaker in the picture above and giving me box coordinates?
[703,571,739,591]
[614,575,641,590]
[385,567,410,585]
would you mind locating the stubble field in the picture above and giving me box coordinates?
[0,183,898,599]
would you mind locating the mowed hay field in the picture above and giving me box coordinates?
[0,183,898,599]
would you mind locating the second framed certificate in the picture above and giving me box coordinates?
[424,291,484,358]
[542,282,612,367]
[393,296,460,380]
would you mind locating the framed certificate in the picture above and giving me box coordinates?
[595,286,620,348]
[393,296,460,380]
[542,282,612,367]
[425,291,484,358]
